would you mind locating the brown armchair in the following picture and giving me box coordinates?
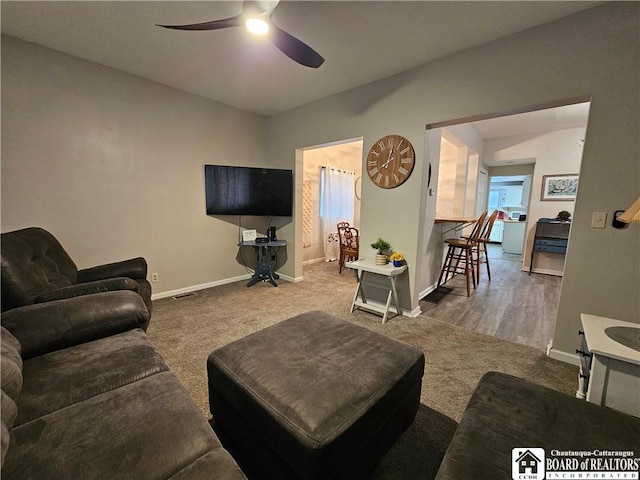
[1,227,152,329]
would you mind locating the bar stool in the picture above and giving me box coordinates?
[437,211,487,297]
[475,209,499,284]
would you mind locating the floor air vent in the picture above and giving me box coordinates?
[172,292,197,300]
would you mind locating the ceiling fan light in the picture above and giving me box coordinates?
[245,17,269,36]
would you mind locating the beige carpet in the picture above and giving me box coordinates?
[147,261,578,479]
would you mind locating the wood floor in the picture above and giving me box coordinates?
[420,243,561,352]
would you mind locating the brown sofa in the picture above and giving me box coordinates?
[1,227,152,328]
[435,372,640,479]
[0,292,245,479]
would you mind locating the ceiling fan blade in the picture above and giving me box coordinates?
[269,23,324,68]
[157,14,243,31]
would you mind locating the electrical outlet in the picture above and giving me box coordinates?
[591,212,607,229]
[151,272,159,283]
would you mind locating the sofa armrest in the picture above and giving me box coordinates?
[77,257,148,283]
[34,277,138,303]
[1,291,149,360]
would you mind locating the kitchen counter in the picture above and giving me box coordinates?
[434,217,477,223]
[435,217,477,235]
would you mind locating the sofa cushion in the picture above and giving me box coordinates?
[1,227,78,310]
[1,327,22,401]
[1,327,23,466]
[168,449,247,480]
[1,391,18,436]
[1,228,152,328]
[2,291,150,360]
[135,278,153,315]
[1,395,16,467]
[15,329,168,426]
[435,372,640,479]
[2,372,245,479]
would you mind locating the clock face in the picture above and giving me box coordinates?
[366,135,415,189]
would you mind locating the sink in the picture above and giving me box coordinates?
[604,326,640,352]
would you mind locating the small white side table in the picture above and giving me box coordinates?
[345,259,407,323]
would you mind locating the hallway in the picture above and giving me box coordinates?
[420,243,561,352]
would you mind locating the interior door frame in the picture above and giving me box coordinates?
[476,167,488,216]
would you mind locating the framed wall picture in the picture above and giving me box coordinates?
[540,174,579,201]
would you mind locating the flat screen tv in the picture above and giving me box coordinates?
[204,165,293,216]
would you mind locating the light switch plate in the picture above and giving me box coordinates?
[591,212,607,228]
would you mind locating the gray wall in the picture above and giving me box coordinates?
[265,2,639,357]
[1,35,268,295]
[1,3,638,361]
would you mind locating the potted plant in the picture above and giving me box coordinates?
[557,210,571,222]
[370,237,391,265]
[389,251,405,267]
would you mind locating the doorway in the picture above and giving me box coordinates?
[435,128,480,220]
[476,168,488,218]
[487,172,533,257]
[298,138,363,267]
[424,98,591,351]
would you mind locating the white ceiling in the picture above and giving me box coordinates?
[1,1,601,117]
[469,101,590,166]
[469,102,591,140]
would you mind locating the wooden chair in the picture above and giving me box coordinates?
[338,226,359,273]
[437,211,487,297]
[336,222,350,268]
[474,209,499,283]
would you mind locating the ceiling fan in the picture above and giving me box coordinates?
[157,0,325,68]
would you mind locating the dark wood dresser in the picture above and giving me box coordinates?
[529,219,571,275]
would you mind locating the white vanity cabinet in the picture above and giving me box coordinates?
[576,314,640,417]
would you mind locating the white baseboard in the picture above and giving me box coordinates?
[151,274,251,300]
[151,269,309,300]
[419,284,438,301]
[278,273,301,283]
[548,347,580,366]
[522,267,564,277]
[302,257,326,266]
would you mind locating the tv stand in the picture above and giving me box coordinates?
[238,240,287,287]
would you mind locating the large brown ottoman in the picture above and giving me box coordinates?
[207,311,425,480]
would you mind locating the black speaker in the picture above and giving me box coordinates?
[269,226,277,241]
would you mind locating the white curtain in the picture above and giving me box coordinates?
[321,167,355,261]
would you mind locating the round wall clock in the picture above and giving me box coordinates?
[366,135,415,189]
